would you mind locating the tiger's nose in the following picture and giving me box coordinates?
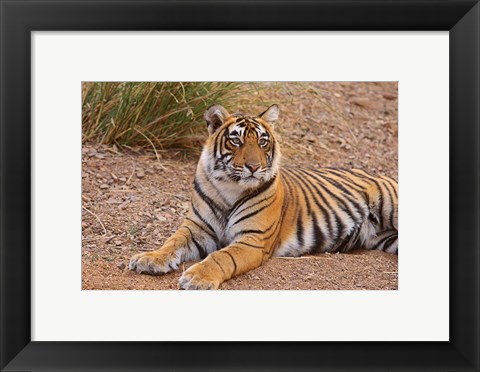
[246,163,260,173]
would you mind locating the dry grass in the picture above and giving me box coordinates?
[82,82,264,151]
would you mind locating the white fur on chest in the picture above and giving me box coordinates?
[211,179,245,206]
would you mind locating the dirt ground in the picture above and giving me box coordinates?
[82,82,398,290]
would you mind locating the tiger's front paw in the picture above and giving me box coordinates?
[179,263,221,290]
[129,251,178,275]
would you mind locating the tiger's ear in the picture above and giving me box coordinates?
[259,104,279,126]
[204,105,230,135]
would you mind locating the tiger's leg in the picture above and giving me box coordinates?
[372,230,398,254]
[128,217,218,275]
[359,224,398,254]
[178,238,264,290]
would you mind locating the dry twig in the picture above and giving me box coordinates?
[82,205,107,236]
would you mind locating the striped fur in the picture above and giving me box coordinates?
[129,104,398,289]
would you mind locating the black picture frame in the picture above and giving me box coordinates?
[1,1,479,371]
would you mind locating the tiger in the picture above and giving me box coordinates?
[129,104,398,290]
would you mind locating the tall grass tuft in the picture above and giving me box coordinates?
[82,82,259,151]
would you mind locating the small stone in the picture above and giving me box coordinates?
[114,240,122,246]
[305,134,316,143]
[156,214,167,222]
[118,200,130,210]
[351,98,371,108]
[100,184,109,189]
[117,262,126,270]
[136,170,145,179]
[106,198,122,204]
[382,93,397,100]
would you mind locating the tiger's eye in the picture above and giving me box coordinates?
[259,139,269,147]
[230,138,241,146]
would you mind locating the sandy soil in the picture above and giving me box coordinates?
[82,82,398,290]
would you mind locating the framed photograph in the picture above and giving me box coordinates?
[81,81,399,292]
[1,1,479,371]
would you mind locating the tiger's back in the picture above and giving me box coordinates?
[275,167,398,256]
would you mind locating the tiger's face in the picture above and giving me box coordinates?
[202,104,281,189]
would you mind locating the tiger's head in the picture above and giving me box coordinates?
[201,104,281,189]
